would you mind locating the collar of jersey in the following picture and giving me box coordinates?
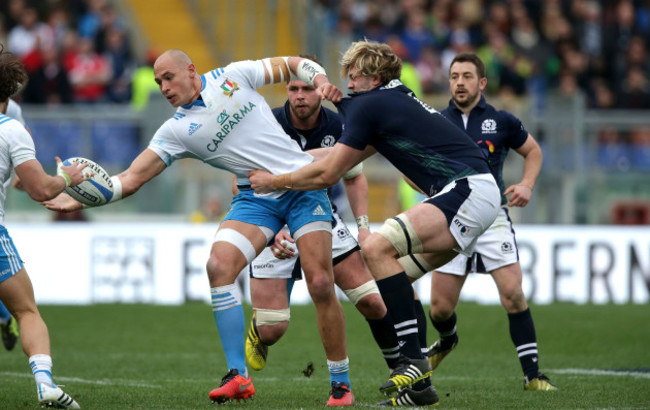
[349,80,405,98]
[348,88,377,98]
[181,75,207,109]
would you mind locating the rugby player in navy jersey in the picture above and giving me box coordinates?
[250,40,501,407]
[244,57,400,404]
[400,53,555,391]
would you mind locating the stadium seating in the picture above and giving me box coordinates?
[28,120,83,168]
[91,121,140,168]
[631,145,650,171]
[596,144,632,172]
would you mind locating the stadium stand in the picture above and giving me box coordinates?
[1,0,649,224]
[28,119,83,164]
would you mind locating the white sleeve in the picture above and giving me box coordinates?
[148,121,187,166]
[9,122,36,167]
[6,100,26,126]
[222,60,266,90]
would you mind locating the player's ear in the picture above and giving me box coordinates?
[187,63,197,77]
[479,77,487,91]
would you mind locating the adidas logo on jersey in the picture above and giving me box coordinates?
[312,205,326,216]
[188,122,203,135]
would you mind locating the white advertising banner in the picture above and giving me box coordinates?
[4,223,649,305]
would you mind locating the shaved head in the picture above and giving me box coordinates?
[154,49,193,70]
[154,49,201,107]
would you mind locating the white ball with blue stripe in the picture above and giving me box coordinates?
[62,157,115,206]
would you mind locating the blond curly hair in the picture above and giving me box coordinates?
[340,40,402,84]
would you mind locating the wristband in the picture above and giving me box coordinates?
[356,215,370,230]
[56,159,72,187]
[272,174,292,190]
[109,176,123,203]
[295,59,327,86]
[58,172,71,187]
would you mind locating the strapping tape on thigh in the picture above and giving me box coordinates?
[213,228,257,263]
[399,254,434,280]
[375,213,424,257]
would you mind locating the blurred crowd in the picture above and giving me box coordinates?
[323,0,650,110]
[2,0,649,173]
[3,0,649,110]
[0,0,135,105]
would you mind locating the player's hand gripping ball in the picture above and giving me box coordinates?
[61,157,115,206]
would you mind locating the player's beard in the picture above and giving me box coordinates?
[452,89,480,109]
[291,103,319,121]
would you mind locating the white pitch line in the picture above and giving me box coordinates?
[548,368,650,379]
[0,372,161,388]
[2,372,315,388]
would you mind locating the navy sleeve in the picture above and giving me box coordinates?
[335,98,374,150]
[503,111,529,149]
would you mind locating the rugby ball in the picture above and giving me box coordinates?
[62,157,115,206]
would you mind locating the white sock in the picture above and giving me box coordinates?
[29,354,54,387]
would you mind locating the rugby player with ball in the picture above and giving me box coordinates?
[0,45,87,408]
[44,48,357,406]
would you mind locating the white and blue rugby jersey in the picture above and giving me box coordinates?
[148,60,313,198]
[3,99,27,190]
[0,114,37,224]
[6,99,26,126]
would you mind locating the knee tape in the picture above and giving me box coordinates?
[343,280,380,306]
[214,228,257,264]
[399,254,434,280]
[375,213,424,257]
[255,308,291,325]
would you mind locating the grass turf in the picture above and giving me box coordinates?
[1,302,649,409]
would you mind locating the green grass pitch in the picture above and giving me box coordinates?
[1,302,649,409]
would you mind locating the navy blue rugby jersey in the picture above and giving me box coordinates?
[441,95,528,205]
[273,101,343,210]
[272,101,342,150]
[335,80,491,196]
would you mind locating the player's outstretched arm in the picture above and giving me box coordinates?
[306,147,333,161]
[114,149,167,198]
[15,156,88,202]
[43,149,167,212]
[250,143,373,193]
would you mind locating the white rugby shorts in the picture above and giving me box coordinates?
[424,173,500,257]
[406,207,518,279]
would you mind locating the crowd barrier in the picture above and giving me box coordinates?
[7,222,648,305]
